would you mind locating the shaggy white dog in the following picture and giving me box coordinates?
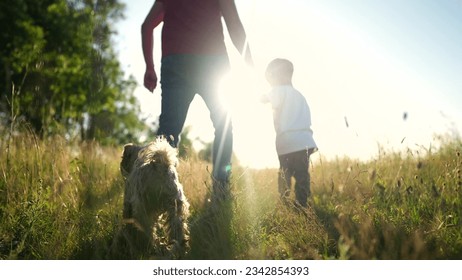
[110,137,189,259]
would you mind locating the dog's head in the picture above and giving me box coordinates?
[120,137,180,182]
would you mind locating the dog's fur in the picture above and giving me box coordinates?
[110,137,189,259]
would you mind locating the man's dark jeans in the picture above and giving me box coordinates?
[159,54,232,182]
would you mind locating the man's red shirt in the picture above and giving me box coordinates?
[157,0,227,57]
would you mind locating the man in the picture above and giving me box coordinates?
[141,0,253,198]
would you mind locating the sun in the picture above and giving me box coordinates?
[217,64,279,169]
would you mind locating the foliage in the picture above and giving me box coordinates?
[0,128,461,259]
[0,0,146,144]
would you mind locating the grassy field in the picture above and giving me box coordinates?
[1,127,461,259]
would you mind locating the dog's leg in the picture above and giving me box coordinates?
[128,195,156,255]
[165,195,189,258]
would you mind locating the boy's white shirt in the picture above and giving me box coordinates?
[262,85,317,156]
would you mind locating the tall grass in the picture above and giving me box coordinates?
[0,124,123,259]
[311,138,462,259]
[1,125,461,259]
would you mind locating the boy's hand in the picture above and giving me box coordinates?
[260,93,269,104]
[144,68,158,92]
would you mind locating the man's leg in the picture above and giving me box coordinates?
[209,105,233,181]
[203,91,233,201]
[158,56,196,147]
[198,56,232,198]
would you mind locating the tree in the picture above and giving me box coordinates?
[0,0,145,144]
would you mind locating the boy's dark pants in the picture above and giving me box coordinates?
[278,149,313,207]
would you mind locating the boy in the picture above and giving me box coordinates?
[261,58,317,208]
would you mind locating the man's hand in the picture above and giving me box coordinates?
[141,1,164,92]
[144,68,158,92]
[219,0,253,66]
[244,47,254,67]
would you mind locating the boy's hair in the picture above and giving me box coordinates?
[265,58,294,83]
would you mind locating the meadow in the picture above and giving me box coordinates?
[0,126,461,259]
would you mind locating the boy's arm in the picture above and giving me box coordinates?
[218,0,253,66]
[141,1,165,92]
[264,90,282,109]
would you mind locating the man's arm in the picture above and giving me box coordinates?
[218,0,253,66]
[141,1,164,92]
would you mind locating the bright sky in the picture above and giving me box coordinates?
[115,0,462,169]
